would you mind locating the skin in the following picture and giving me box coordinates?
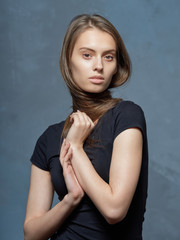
[24,28,143,240]
[23,141,84,240]
[66,112,142,224]
[70,28,117,93]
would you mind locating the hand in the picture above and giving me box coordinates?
[60,139,84,205]
[66,111,95,148]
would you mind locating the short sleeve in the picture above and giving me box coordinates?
[30,129,49,171]
[113,101,146,140]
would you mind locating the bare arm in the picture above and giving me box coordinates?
[24,141,84,240]
[66,111,143,224]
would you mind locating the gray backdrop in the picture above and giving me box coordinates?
[0,0,180,239]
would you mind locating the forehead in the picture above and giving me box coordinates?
[73,28,116,51]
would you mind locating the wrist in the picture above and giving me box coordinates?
[63,194,76,208]
[64,192,83,208]
[65,137,84,150]
[70,143,84,152]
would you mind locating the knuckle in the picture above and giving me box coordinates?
[82,121,86,127]
[86,122,91,128]
[74,121,80,127]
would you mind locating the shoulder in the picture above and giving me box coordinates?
[113,100,144,117]
[41,121,65,139]
[30,121,65,171]
[36,121,65,153]
[112,100,145,124]
[47,121,65,135]
[33,121,65,163]
[112,100,147,139]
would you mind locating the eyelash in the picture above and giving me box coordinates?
[82,53,114,61]
[105,55,114,61]
[83,53,91,58]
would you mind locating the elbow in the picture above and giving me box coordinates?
[23,222,31,240]
[23,221,35,240]
[105,208,127,225]
[23,224,29,240]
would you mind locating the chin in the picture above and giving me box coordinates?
[86,89,106,94]
[84,85,108,94]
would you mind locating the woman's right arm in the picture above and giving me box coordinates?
[24,141,84,240]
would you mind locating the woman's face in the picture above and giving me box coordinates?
[70,28,117,93]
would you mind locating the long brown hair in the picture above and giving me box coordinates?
[59,14,131,139]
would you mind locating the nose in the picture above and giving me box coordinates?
[93,56,103,71]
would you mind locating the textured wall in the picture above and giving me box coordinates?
[0,0,179,239]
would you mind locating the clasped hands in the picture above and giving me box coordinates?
[59,111,95,205]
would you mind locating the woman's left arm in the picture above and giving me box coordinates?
[66,111,143,224]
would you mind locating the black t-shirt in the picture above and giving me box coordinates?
[30,101,148,240]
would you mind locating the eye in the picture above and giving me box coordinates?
[83,53,91,59]
[104,55,114,61]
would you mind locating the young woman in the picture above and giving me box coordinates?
[24,14,148,240]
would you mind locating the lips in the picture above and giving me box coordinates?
[89,76,104,84]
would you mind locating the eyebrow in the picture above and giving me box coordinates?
[79,47,116,54]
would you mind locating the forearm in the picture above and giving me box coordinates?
[65,112,142,224]
[24,194,79,240]
[71,146,122,223]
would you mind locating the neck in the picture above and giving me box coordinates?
[70,89,120,121]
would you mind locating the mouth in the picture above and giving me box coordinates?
[89,76,104,84]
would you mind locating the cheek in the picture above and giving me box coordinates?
[70,60,81,77]
[71,58,91,75]
[106,64,117,78]
[112,65,117,75]
[112,60,117,74]
[70,61,90,85]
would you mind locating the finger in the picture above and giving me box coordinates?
[94,119,98,126]
[69,113,74,123]
[62,140,70,157]
[63,147,73,166]
[75,111,91,126]
[70,113,81,127]
[60,138,65,152]
[76,111,86,124]
[81,112,94,129]
[60,139,70,164]
[70,111,94,130]
[60,138,65,162]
